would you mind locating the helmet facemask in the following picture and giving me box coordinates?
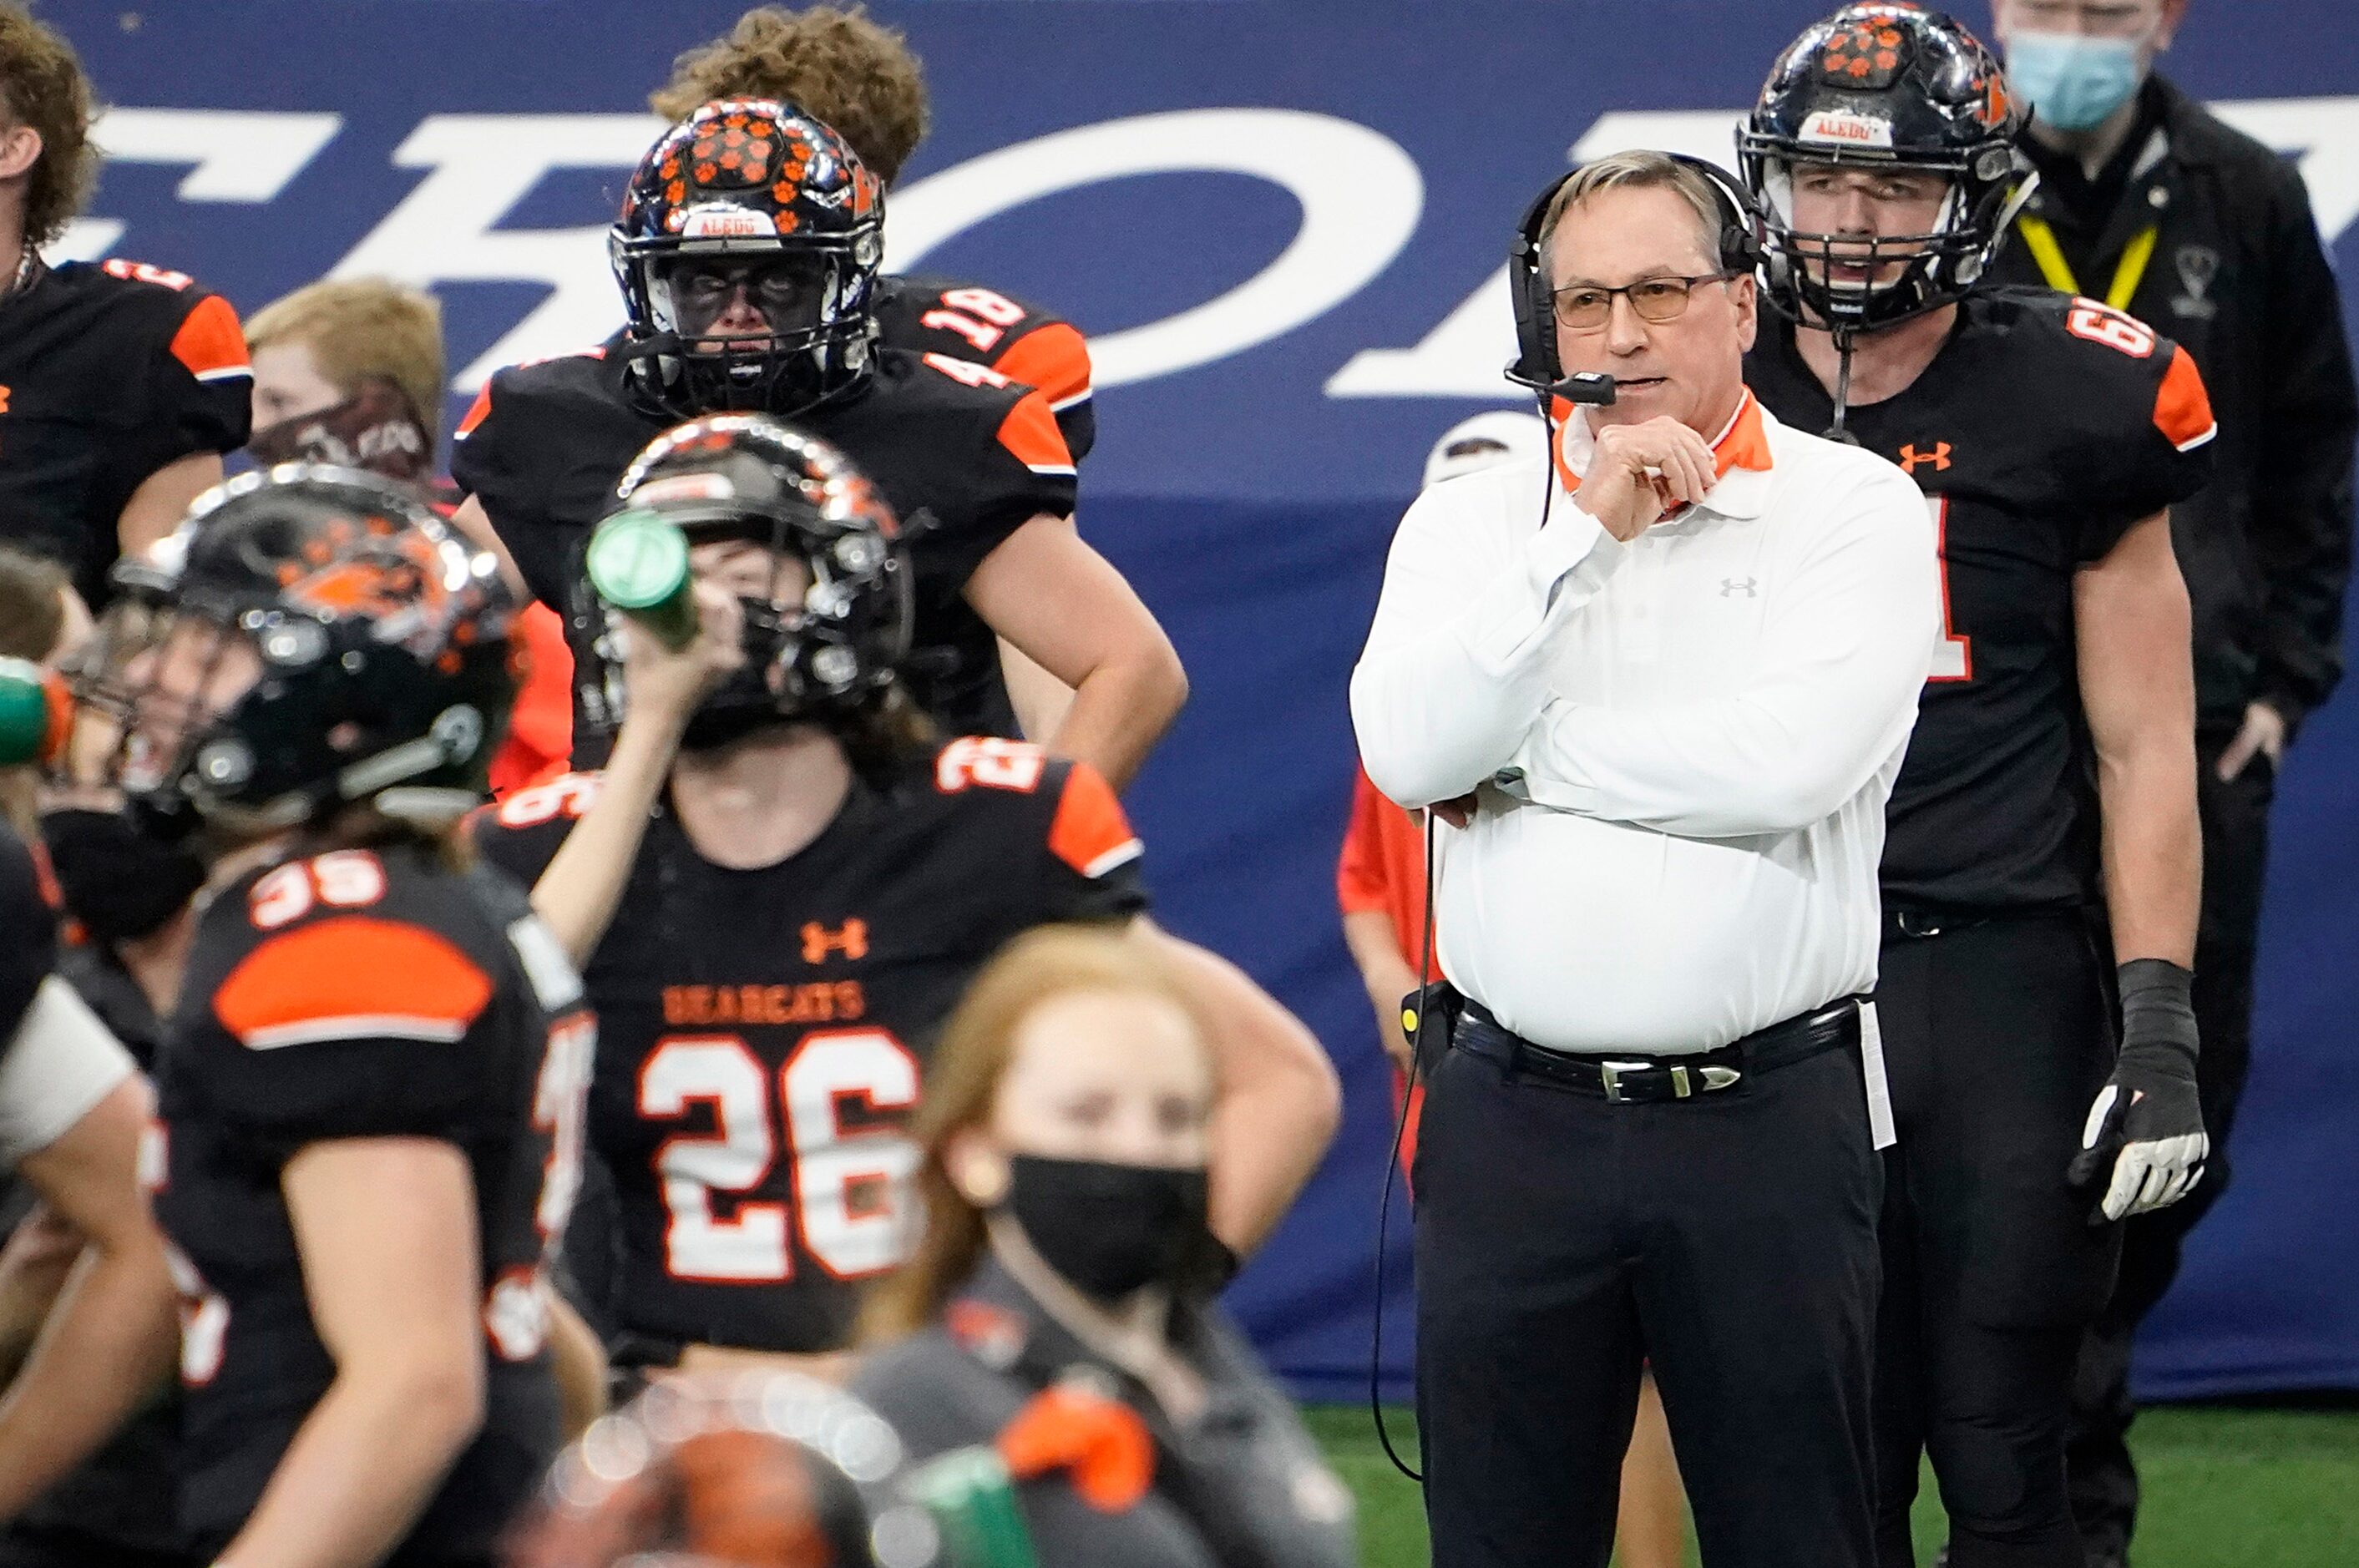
[582,421,912,753]
[66,467,515,843]
[616,232,882,419]
[68,578,265,841]
[1744,146,2032,331]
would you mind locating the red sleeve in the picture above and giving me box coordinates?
[1046,761,1142,881]
[995,387,1076,480]
[992,321,1092,412]
[2153,344,2218,454]
[488,603,575,798]
[1337,766,1393,916]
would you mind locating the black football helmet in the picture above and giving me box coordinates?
[580,414,912,750]
[611,98,888,421]
[69,466,517,838]
[1739,5,2033,331]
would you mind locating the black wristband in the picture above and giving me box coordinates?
[2117,958,2198,1060]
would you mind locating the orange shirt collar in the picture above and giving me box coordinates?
[1551,387,1773,497]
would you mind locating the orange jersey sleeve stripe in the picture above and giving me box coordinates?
[170,295,251,382]
[2154,344,2219,454]
[991,321,1093,410]
[996,388,1077,478]
[1336,766,1394,915]
[489,603,575,798]
[454,384,495,440]
[214,916,494,1050]
[1048,762,1142,879]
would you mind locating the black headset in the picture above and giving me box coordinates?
[1504,151,1769,401]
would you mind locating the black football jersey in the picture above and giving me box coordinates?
[0,823,56,1050]
[152,841,591,1558]
[471,737,1147,1353]
[0,259,252,608]
[450,340,1077,742]
[873,272,1096,462]
[1748,286,2217,910]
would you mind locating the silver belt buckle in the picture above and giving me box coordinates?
[1599,1060,1653,1102]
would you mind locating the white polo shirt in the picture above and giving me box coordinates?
[1351,393,1940,1055]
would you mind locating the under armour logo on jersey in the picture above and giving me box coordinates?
[802,919,869,964]
[1720,577,1759,599]
[1900,442,1952,473]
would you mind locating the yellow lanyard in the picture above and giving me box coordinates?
[2014,211,2160,311]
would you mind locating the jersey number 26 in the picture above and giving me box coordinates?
[640,1029,920,1284]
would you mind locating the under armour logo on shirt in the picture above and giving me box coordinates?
[1720,577,1759,598]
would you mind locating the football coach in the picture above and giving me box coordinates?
[1351,150,1941,1568]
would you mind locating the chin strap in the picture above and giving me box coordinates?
[1823,326,1861,446]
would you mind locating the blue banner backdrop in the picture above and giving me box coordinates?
[45,0,2359,1401]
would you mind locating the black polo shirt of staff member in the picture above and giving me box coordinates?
[1352,148,1941,1568]
[0,9,251,610]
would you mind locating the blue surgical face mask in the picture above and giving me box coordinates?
[2006,29,2147,133]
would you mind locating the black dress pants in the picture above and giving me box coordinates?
[1413,1017,1881,1568]
[1873,912,2120,1568]
[2066,736,2272,1565]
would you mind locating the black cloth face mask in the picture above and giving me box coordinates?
[40,806,205,943]
[1005,1155,1212,1301]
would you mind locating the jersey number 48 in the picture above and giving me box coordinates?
[640,1029,921,1283]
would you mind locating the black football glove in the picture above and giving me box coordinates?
[2067,959,2207,1225]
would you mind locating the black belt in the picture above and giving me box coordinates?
[1455,995,1860,1104]
[1884,905,2090,941]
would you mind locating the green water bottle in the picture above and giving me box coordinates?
[903,1446,1040,1568]
[0,657,67,767]
[585,509,699,651]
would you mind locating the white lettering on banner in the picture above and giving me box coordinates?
[1330,102,2359,401]
[60,99,2359,397]
[330,114,664,390]
[888,109,1423,387]
[1324,266,1521,398]
[1328,111,1745,401]
[49,108,342,262]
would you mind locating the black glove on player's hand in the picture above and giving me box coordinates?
[2067,959,2208,1225]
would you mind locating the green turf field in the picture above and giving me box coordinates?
[1308,1404,2359,1566]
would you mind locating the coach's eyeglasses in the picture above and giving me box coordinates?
[1552,271,1738,331]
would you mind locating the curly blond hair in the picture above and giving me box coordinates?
[650,5,928,186]
[0,3,98,248]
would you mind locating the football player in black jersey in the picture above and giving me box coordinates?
[64,468,592,1567]
[473,417,1338,1383]
[0,817,180,1560]
[450,101,1183,788]
[645,5,1104,747]
[0,6,252,609]
[1740,10,2212,1566]
[649,4,1097,460]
